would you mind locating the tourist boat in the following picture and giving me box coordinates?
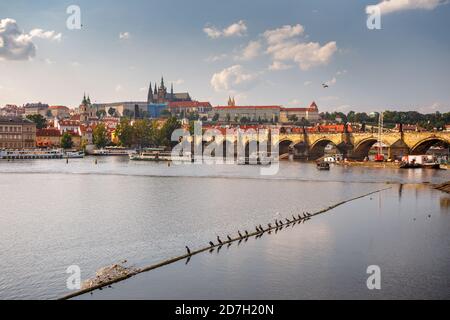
[92,146,134,156]
[129,148,191,162]
[64,151,85,159]
[0,149,64,160]
[317,161,330,170]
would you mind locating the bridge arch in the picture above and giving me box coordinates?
[309,138,347,161]
[410,137,450,155]
[353,138,379,160]
[279,139,294,158]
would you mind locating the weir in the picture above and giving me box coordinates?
[60,186,392,300]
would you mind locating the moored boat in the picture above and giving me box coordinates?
[0,149,64,160]
[64,151,85,159]
[317,161,330,170]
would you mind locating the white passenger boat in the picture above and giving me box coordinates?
[93,146,135,156]
[0,149,64,160]
[129,148,191,162]
[64,151,85,159]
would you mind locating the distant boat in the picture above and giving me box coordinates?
[317,161,330,170]
[64,151,85,159]
[129,148,191,162]
[0,149,64,160]
[93,147,134,156]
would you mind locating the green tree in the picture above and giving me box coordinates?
[133,119,154,148]
[159,117,181,147]
[212,113,220,122]
[26,114,47,129]
[61,132,73,149]
[93,123,109,148]
[115,118,134,147]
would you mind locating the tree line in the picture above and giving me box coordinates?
[320,110,450,130]
[92,117,181,149]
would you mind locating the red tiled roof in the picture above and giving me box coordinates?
[59,120,80,126]
[36,128,61,137]
[168,101,212,108]
[49,105,69,110]
[214,105,281,110]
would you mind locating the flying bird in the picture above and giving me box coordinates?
[322,83,329,88]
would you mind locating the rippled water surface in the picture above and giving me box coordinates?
[0,157,448,299]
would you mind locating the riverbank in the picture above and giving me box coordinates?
[336,161,401,168]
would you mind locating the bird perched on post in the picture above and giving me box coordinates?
[286,218,291,224]
[238,231,243,238]
[259,225,264,232]
[275,220,279,227]
[217,236,223,245]
[209,241,214,247]
[227,235,232,242]
[298,214,302,220]
[185,246,191,255]
[268,223,272,229]
[245,230,249,237]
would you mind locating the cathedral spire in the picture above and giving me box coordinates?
[154,83,157,95]
[160,76,165,89]
[148,81,153,104]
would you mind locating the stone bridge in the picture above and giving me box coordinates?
[277,131,450,160]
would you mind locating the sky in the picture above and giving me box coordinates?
[0,0,449,113]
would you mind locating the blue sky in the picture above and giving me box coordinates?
[0,0,449,113]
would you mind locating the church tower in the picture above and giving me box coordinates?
[147,81,154,104]
[157,77,167,103]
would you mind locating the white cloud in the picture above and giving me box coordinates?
[264,24,337,71]
[0,19,61,61]
[263,24,304,45]
[268,60,293,71]
[235,40,261,61]
[211,65,258,92]
[28,29,62,42]
[204,20,247,39]
[119,32,130,40]
[115,84,123,92]
[366,0,446,15]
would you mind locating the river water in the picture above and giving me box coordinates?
[0,157,449,299]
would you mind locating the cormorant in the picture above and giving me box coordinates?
[227,235,232,241]
[209,241,214,247]
[292,215,297,221]
[286,218,291,223]
[217,236,223,244]
[298,214,302,220]
[245,230,249,237]
[238,231,243,238]
[268,223,272,229]
[259,224,264,232]
[186,246,191,255]
[275,220,279,227]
